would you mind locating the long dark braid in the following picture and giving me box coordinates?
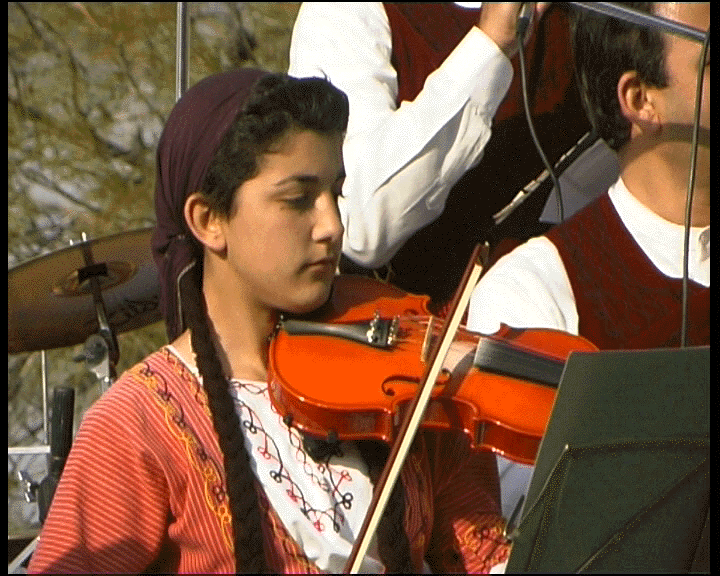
[357,441,415,573]
[181,264,267,572]
[186,73,413,572]
[378,481,414,573]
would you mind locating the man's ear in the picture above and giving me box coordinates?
[617,70,661,137]
[184,192,227,254]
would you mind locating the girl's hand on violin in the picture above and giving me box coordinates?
[476,2,551,59]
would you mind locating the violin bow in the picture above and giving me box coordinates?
[344,242,489,573]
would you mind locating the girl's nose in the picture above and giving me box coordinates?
[313,190,344,246]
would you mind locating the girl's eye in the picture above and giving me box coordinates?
[285,194,314,210]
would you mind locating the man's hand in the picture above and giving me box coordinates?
[477,2,550,59]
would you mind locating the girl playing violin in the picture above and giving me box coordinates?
[28,69,509,574]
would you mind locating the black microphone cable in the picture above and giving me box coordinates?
[681,27,710,348]
[516,3,566,223]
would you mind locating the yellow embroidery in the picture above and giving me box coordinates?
[457,515,510,572]
[135,349,234,553]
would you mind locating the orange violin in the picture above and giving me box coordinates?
[268,274,597,466]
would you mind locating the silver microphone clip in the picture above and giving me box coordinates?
[517,2,536,43]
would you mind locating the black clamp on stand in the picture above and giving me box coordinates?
[11,386,75,573]
[16,387,75,525]
[35,387,75,525]
[74,235,121,392]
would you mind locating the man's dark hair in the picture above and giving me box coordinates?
[570,2,669,151]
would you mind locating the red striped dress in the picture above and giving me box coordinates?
[28,346,509,573]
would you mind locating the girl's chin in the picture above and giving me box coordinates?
[283,279,335,315]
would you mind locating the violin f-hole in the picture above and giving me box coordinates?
[381,370,451,399]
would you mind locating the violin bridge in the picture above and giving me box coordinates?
[367,312,395,347]
[387,316,399,347]
[420,316,435,363]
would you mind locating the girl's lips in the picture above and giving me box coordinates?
[303,257,339,274]
[306,254,339,268]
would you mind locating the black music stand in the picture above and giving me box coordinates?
[505,346,710,573]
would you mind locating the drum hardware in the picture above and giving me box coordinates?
[9,228,161,572]
[37,387,75,525]
[9,447,50,512]
[8,228,156,525]
[10,388,75,518]
[17,469,40,503]
[8,387,75,573]
[8,226,162,355]
[9,347,51,526]
[8,2,187,570]
[8,3,187,570]
[75,231,121,391]
[75,333,115,393]
[8,350,107,574]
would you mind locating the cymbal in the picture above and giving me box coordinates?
[8,227,163,354]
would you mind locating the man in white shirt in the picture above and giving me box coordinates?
[467,2,710,520]
[289,3,591,307]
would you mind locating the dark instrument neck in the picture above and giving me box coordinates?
[473,336,565,388]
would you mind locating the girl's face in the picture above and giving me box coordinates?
[218,129,345,316]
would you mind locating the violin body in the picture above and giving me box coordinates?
[268,275,597,465]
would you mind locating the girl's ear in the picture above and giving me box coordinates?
[617,70,661,139]
[184,192,227,254]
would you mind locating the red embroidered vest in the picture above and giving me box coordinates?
[352,4,590,307]
[546,195,710,350]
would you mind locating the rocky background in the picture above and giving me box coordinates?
[8,1,300,540]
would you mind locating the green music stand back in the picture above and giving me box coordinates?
[505,346,710,573]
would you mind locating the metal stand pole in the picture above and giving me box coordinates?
[176,2,189,101]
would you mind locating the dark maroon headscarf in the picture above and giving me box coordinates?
[151,68,269,341]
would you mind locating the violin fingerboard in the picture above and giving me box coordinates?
[473,338,565,388]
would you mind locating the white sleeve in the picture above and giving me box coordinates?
[289,2,513,268]
[466,236,579,336]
